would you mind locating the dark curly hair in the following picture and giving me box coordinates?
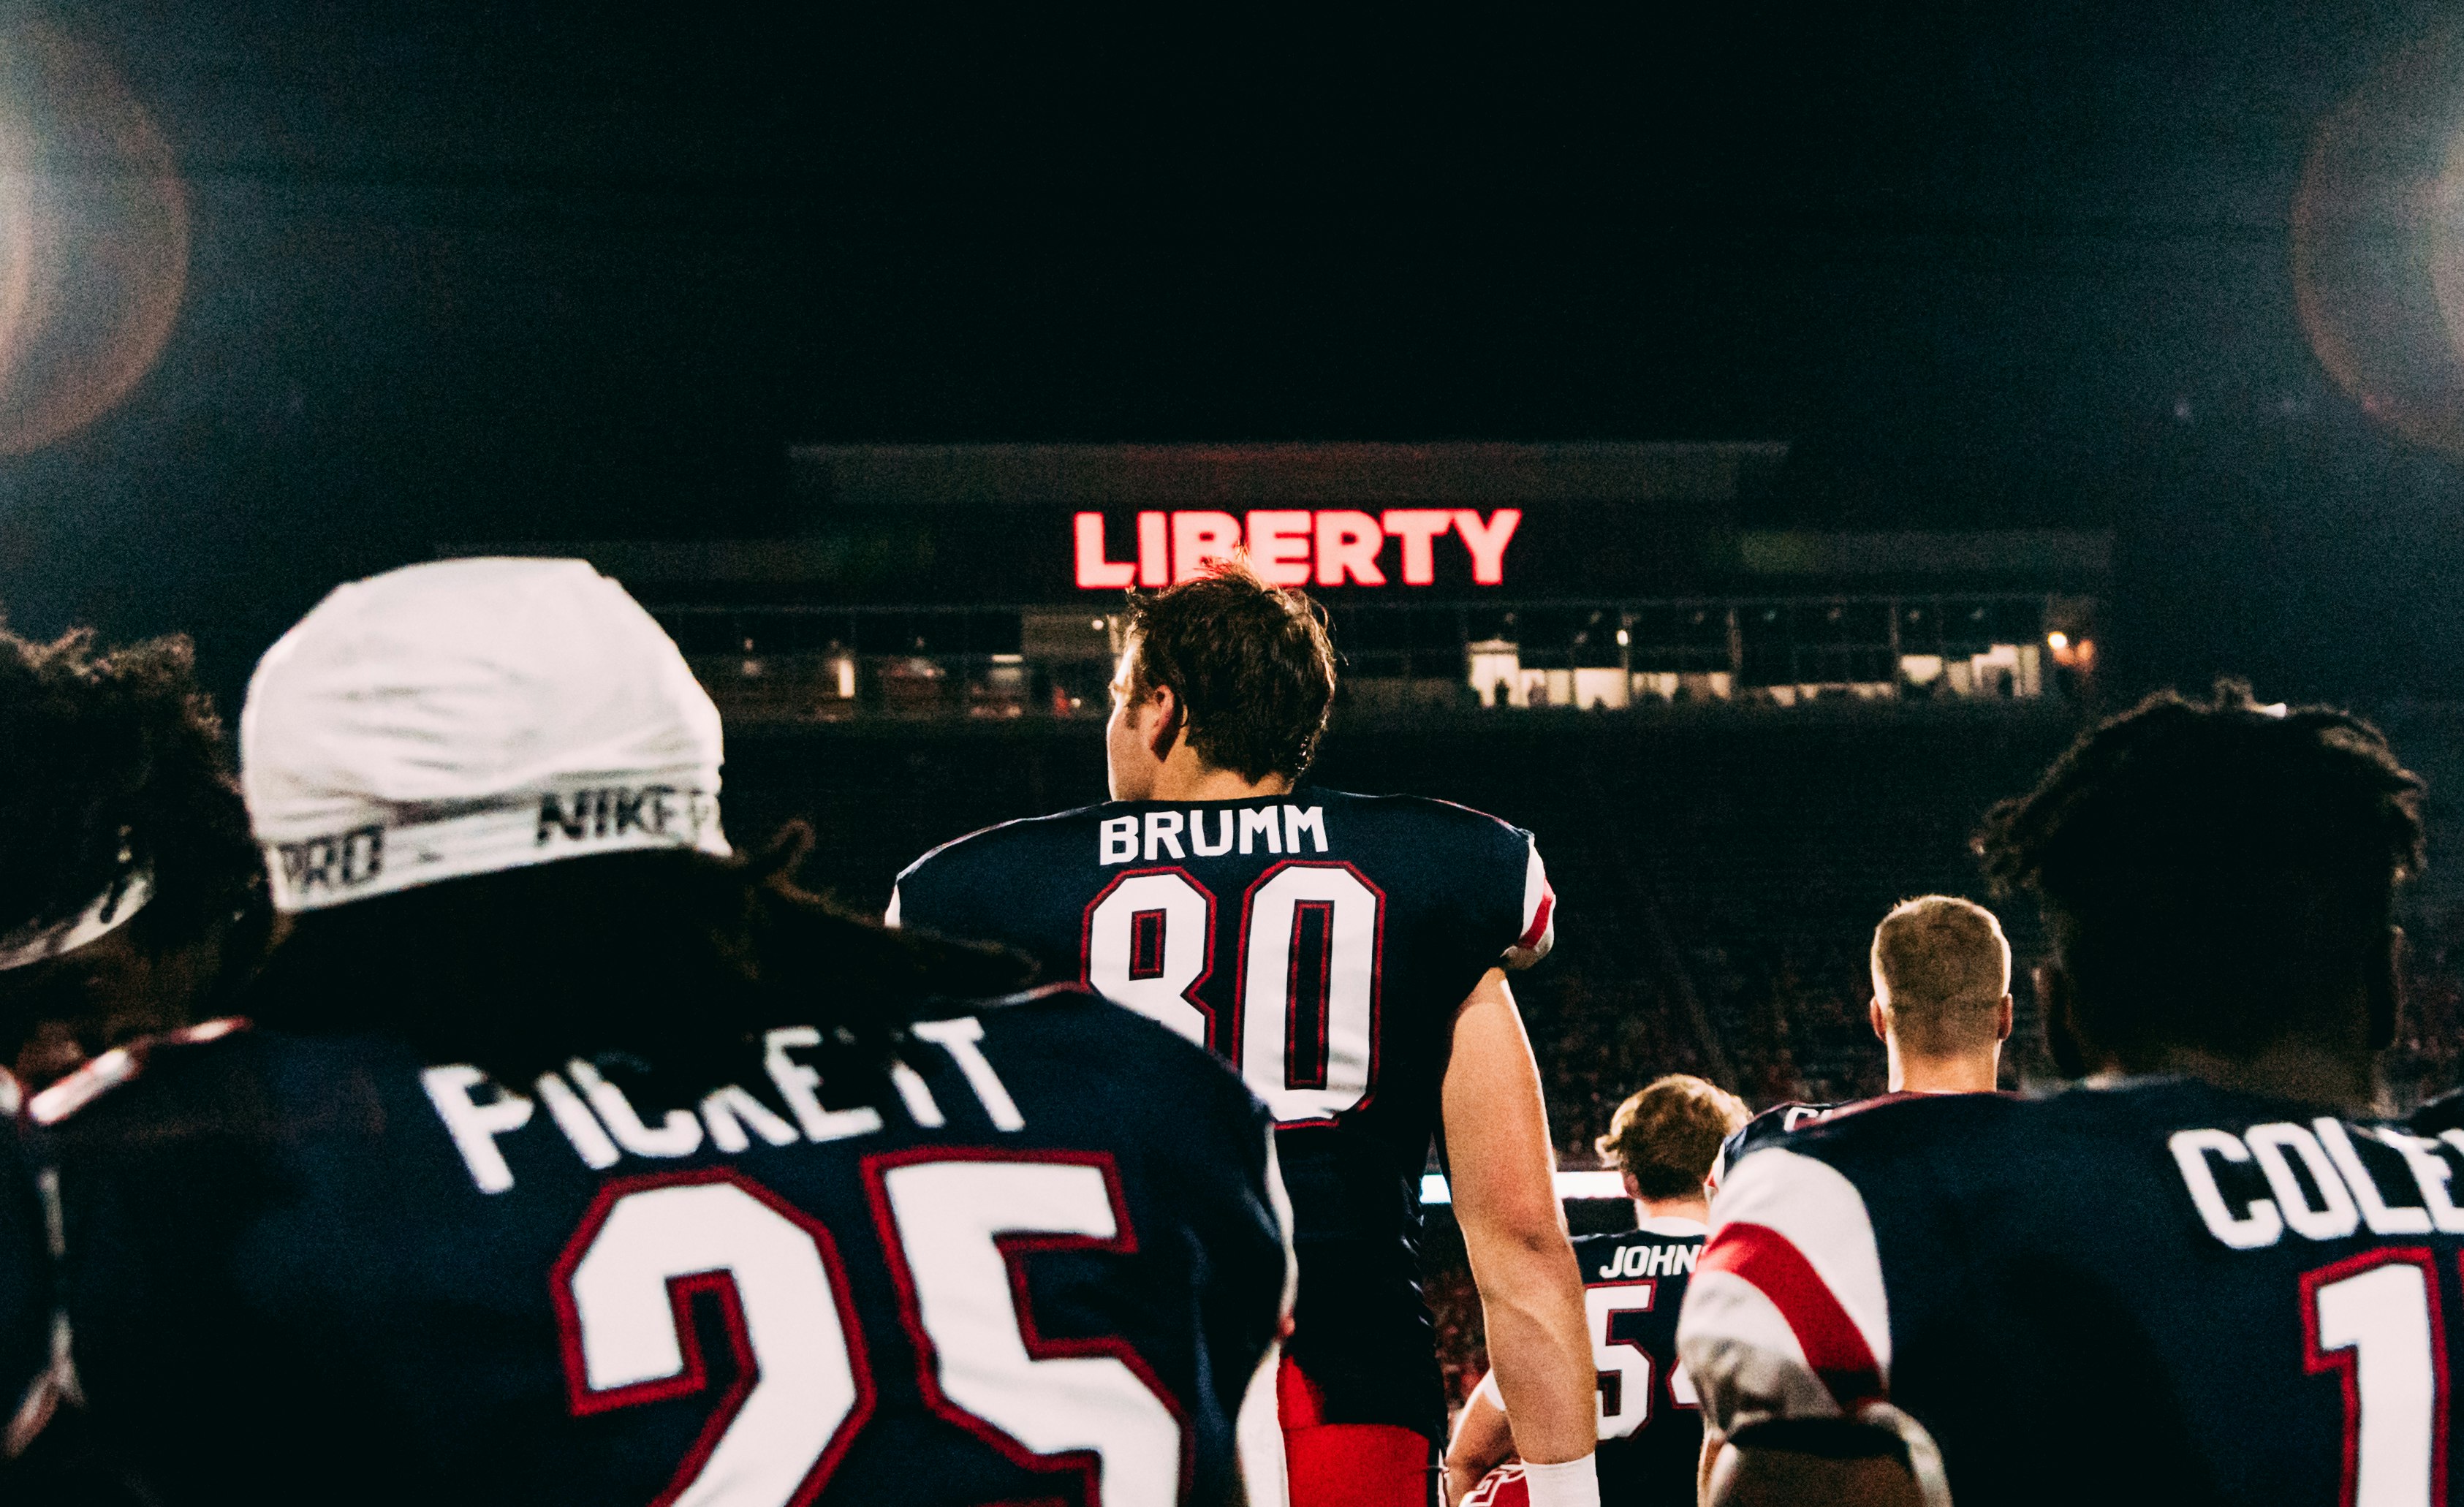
[1123,556,1337,782]
[1976,681,2424,1068]
[0,626,265,972]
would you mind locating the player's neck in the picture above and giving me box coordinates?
[1885,1044,2001,1094]
[2139,1039,2378,1113]
[1142,753,1292,804]
[1633,1193,1709,1227]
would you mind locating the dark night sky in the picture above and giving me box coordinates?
[0,0,2460,699]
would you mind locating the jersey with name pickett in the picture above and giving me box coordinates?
[14,988,1286,1506]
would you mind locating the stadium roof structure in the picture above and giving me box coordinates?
[444,439,2107,603]
[785,441,1790,510]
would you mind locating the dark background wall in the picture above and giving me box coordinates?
[0,1,2454,711]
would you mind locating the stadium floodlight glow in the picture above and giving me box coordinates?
[1421,1171,1627,1204]
[2047,631,2069,651]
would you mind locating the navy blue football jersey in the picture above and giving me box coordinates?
[1708,1093,2000,1191]
[890,786,1554,1439]
[1681,1079,2464,1506]
[0,1106,48,1447]
[1707,1101,1842,1191]
[2408,1086,2464,1137]
[1572,1222,1706,1504]
[12,994,1289,1506]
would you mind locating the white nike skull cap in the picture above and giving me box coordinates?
[242,557,729,912]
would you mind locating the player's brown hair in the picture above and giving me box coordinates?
[1869,895,2010,1058]
[1976,680,2424,1069]
[1595,1074,1750,1199]
[1122,557,1337,783]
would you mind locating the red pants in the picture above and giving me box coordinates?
[1278,1354,1436,1507]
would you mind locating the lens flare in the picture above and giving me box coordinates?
[0,21,187,455]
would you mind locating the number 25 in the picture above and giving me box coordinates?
[554,1157,1182,1507]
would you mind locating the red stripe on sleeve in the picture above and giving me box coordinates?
[1516,887,1554,951]
[1697,1221,1884,1408]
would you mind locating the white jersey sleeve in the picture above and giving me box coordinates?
[1676,1147,1894,1435]
[1501,837,1555,970]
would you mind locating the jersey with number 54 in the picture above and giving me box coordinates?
[890,788,1553,1435]
[1680,1079,2464,1507]
[15,989,1291,1507]
[1569,1223,1707,1503]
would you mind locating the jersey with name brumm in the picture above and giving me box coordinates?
[23,994,1286,1506]
[1572,1226,1705,1506]
[890,790,1553,1249]
[1680,1081,2464,1507]
[892,791,1550,1438]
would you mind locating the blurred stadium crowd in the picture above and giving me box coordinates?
[6,559,2461,1505]
[713,704,2464,1421]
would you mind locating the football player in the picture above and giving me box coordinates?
[1681,684,2454,1507]
[0,626,269,1090]
[1707,894,2012,1187]
[1444,1074,1748,1506]
[4,559,1296,1506]
[0,1123,48,1460]
[890,560,1599,1507]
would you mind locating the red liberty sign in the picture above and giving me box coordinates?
[1073,508,1523,589]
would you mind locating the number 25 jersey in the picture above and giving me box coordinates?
[890,787,1555,1432]
[1679,1079,2464,1507]
[17,992,1290,1506]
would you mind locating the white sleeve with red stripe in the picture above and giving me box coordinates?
[1676,1147,1893,1435]
[1501,838,1555,969]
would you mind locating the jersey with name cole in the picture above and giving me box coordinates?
[889,786,1554,1440]
[19,990,1287,1506]
[1680,1080,2464,1507]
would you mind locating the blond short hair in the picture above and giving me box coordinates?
[1594,1074,1751,1199]
[1870,895,2011,1056]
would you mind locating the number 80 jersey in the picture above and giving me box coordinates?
[892,789,1553,1237]
[891,788,1555,1435]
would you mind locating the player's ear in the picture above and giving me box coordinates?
[2367,924,2400,1053]
[1144,681,1183,762]
[2039,961,2090,1079]
[1995,993,2014,1044]
[1867,997,1887,1043]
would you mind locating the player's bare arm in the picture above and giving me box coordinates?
[1441,1371,1512,1505]
[1441,967,1595,1468]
